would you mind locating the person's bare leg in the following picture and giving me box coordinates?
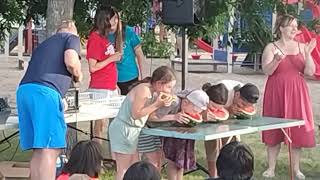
[205,140,220,177]
[221,136,234,146]
[262,144,281,177]
[175,166,184,180]
[167,160,183,180]
[93,119,106,144]
[114,152,137,180]
[144,150,163,171]
[30,148,61,180]
[292,148,305,179]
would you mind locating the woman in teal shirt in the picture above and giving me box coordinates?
[108,13,144,95]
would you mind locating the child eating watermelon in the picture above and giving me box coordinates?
[138,89,209,180]
[203,80,260,177]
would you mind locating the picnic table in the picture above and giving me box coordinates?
[0,94,123,145]
[170,57,228,73]
[142,116,304,180]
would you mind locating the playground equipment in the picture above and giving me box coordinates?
[295,25,320,79]
[0,19,43,70]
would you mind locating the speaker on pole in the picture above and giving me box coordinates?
[162,0,205,25]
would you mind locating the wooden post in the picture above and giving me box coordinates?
[18,25,24,70]
[26,20,33,55]
[4,30,9,57]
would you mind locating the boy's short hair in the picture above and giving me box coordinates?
[239,83,259,104]
[202,83,229,105]
[123,161,160,180]
[217,141,254,180]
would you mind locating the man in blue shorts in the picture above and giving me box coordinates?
[16,20,82,180]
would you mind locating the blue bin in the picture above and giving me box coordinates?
[214,50,227,62]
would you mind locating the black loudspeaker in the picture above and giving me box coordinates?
[162,0,205,25]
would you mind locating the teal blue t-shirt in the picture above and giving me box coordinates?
[108,26,141,82]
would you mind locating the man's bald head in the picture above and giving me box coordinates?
[57,20,78,36]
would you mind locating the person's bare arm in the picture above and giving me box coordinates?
[64,49,82,82]
[88,52,122,73]
[302,39,316,76]
[134,45,144,80]
[148,112,189,124]
[262,43,284,76]
[131,85,164,119]
[148,113,176,122]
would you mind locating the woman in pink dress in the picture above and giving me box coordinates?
[261,14,316,179]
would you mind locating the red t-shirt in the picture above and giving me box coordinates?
[57,173,99,180]
[86,31,117,90]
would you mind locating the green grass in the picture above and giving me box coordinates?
[1,130,319,180]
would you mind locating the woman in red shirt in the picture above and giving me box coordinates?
[86,6,123,144]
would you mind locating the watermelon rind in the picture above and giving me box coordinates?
[235,108,256,120]
[187,120,198,127]
[235,113,253,120]
[208,107,229,121]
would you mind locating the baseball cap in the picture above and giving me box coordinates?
[182,89,209,110]
[239,83,259,104]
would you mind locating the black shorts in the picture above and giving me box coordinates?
[117,77,139,95]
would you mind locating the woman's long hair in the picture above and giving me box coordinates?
[274,14,296,40]
[90,6,123,52]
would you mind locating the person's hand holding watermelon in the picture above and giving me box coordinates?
[174,112,190,124]
[227,104,242,116]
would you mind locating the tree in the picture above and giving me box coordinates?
[0,0,153,42]
[46,0,76,37]
[0,0,26,43]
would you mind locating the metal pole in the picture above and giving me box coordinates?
[181,27,187,90]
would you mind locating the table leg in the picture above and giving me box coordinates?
[281,128,294,180]
[213,64,217,71]
[183,162,210,176]
[90,121,94,139]
[65,123,78,157]
[0,131,19,144]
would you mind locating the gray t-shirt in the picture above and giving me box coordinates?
[146,93,181,128]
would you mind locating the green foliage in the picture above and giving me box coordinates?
[141,31,173,58]
[184,0,234,41]
[25,0,47,24]
[232,0,297,53]
[0,0,26,42]
[233,0,276,53]
[0,0,304,53]
[114,0,151,26]
[73,0,97,40]
[0,0,152,43]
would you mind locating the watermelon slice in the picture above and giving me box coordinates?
[235,106,256,120]
[183,112,203,127]
[208,107,229,121]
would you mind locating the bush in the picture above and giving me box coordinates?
[141,31,173,58]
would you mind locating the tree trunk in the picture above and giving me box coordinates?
[46,0,75,38]
[46,0,76,156]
